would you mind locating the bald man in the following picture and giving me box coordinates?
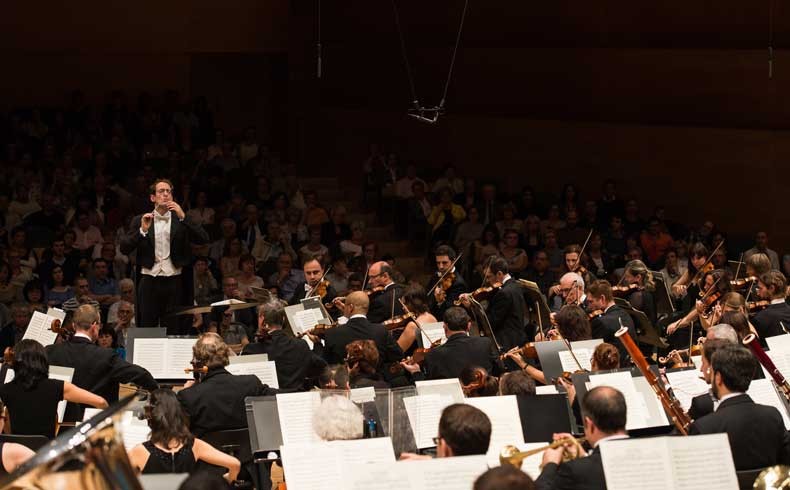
[315,291,403,367]
[366,261,405,323]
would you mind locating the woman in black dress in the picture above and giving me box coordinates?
[0,339,108,439]
[128,389,240,481]
[0,400,34,475]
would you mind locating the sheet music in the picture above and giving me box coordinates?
[558,348,592,372]
[133,338,195,379]
[665,370,710,412]
[536,385,559,395]
[415,378,465,404]
[82,408,102,421]
[46,307,66,323]
[22,311,58,346]
[600,434,737,490]
[403,394,446,449]
[48,365,74,423]
[282,437,395,490]
[747,378,790,430]
[118,411,151,451]
[466,395,525,467]
[226,358,279,388]
[587,371,649,430]
[402,455,490,490]
[419,322,446,348]
[765,337,790,384]
[690,355,702,370]
[292,308,324,334]
[767,334,790,351]
[277,392,321,444]
[349,387,376,403]
[3,369,13,384]
[515,442,548,479]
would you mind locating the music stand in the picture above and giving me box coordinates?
[517,394,575,442]
[614,298,668,349]
[517,279,552,336]
[125,328,167,364]
[534,339,603,383]
[651,271,676,318]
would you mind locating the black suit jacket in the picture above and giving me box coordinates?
[318,316,403,366]
[752,303,790,339]
[424,333,498,380]
[486,279,527,351]
[536,446,607,490]
[46,337,158,422]
[690,394,790,470]
[177,367,277,437]
[242,330,327,392]
[119,213,209,269]
[426,273,468,320]
[368,284,405,324]
[688,392,714,421]
[289,282,338,308]
[590,305,635,367]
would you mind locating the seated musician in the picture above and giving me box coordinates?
[400,403,492,460]
[311,291,403,370]
[242,298,326,392]
[699,292,757,338]
[498,370,536,396]
[345,340,389,389]
[128,389,240,481]
[475,465,535,490]
[559,342,621,413]
[586,280,635,366]
[0,339,108,439]
[690,345,790,470]
[0,400,34,475]
[313,395,364,441]
[620,259,657,325]
[427,245,468,320]
[670,242,709,299]
[535,386,628,490]
[512,305,591,385]
[548,272,586,314]
[366,261,405,324]
[752,271,790,339]
[460,365,500,397]
[666,269,729,346]
[687,338,733,421]
[288,258,338,311]
[400,306,498,381]
[46,304,158,422]
[177,333,277,437]
[394,285,438,353]
[552,245,594,298]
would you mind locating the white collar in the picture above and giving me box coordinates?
[74,332,93,341]
[502,274,512,284]
[349,314,367,320]
[437,267,457,276]
[384,282,396,290]
[593,433,629,448]
[715,392,745,409]
[771,298,786,305]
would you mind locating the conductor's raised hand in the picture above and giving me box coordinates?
[166,201,185,220]
[141,212,154,233]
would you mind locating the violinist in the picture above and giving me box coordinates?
[400,307,498,381]
[549,272,587,313]
[698,292,758,338]
[459,257,527,351]
[345,340,389,389]
[289,258,338,310]
[242,299,327,392]
[620,260,657,325]
[366,261,404,324]
[393,286,438,353]
[586,280,635,366]
[427,245,468,320]
[555,244,593,293]
[752,271,790,339]
[666,269,730,346]
[670,242,709,301]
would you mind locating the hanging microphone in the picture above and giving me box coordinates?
[407,105,443,124]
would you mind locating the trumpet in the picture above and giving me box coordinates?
[500,437,586,468]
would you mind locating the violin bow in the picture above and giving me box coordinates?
[689,240,725,286]
[480,255,495,288]
[535,300,546,342]
[577,229,594,267]
[733,253,744,280]
[563,338,587,372]
[399,298,436,346]
[468,296,502,352]
[307,265,332,298]
[427,253,463,297]
[361,265,370,291]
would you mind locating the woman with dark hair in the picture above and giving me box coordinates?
[459,366,498,397]
[97,326,126,359]
[345,340,388,389]
[0,339,107,438]
[666,268,731,349]
[22,280,45,314]
[395,285,438,352]
[44,265,74,308]
[128,389,240,480]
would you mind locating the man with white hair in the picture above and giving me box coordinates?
[706,323,739,343]
[551,272,586,312]
[313,395,364,441]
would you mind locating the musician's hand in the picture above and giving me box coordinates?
[672,283,687,297]
[666,320,683,335]
[547,328,561,341]
[694,300,705,315]
[550,285,561,296]
[165,201,185,220]
[557,378,576,405]
[542,445,565,466]
[306,333,320,344]
[458,293,471,307]
[183,380,195,389]
[710,303,722,325]
[399,452,432,461]
[400,361,421,374]
[505,351,527,369]
[553,432,582,458]
[434,287,446,304]
[141,213,154,233]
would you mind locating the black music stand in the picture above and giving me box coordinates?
[517,394,575,442]
[614,298,668,349]
[534,339,603,384]
[517,279,552,338]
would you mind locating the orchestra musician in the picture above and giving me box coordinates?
[586,280,636,366]
[620,259,657,325]
[666,268,730,349]
[535,386,628,490]
[687,338,733,421]
[400,404,492,461]
[557,244,594,290]
[393,285,438,353]
[689,345,790,470]
[752,271,790,339]
[0,399,35,474]
[400,306,499,380]
[459,257,527,352]
[427,245,468,320]
[289,257,338,309]
[366,261,405,323]
[242,299,327,392]
[119,179,209,334]
[550,272,587,313]
[46,304,158,422]
[670,242,709,302]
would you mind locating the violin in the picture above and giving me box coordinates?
[3,348,13,365]
[553,370,586,385]
[297,322,338,339]
[611,283,644,297]
[435,271,456,304]
[691,262,715,286]
[730,276,757,290]
[382,312,416,332]
[454,282,502,306]
[747,300,771,313]
[500,342,539,361]
[700,290,723,316]
[588,309,604,320]
[313,280,330,299]
[658,344,703,367]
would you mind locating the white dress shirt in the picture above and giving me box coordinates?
[140,210,181,277]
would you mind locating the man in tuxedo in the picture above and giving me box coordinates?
[400,404,492,461]
[177,333,277,437]
[46,305,158,422]
[460,257,526,352]
[426,245,468,320]
[586,280,635,366]
[312,291,403,367]
[690,344,790,470]
[243,299,327,392]
[367,261,404,323]
[687,338,733,420]
[289,258,338,308]
[752,271,790,339]
[402,307,499,380]
[120,179,209,333]
[536,386,628,490]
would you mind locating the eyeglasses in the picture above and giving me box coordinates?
[432,436,442,446]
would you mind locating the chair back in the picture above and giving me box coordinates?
[0,434,50,452]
